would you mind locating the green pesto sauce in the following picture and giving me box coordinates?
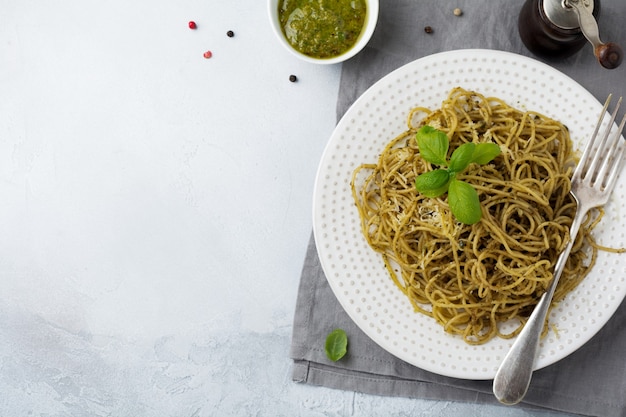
[279,0,367,59]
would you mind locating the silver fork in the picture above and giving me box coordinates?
[493,95,626,405]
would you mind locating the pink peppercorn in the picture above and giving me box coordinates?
[188,21,197,29]
[203,50,213,59]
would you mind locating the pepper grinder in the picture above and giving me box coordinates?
[519,0,623,69]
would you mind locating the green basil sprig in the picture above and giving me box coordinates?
[414,126,500,225]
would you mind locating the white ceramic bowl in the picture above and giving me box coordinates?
[268,0,379,65]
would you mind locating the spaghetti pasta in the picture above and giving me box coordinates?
[351,87,610,345]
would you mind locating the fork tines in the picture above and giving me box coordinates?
[577,95,626,191]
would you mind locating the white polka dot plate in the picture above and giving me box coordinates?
[312,49,626,380]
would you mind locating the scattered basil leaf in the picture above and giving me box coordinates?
[416,126,449,166]
[448,142,476,173]
[470,143,501,165]
[448,179,482,225]
[325,329,348,361]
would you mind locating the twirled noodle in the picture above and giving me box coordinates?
[351,87,616,345]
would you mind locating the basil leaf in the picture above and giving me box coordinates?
[448,142,476,173]
[415,169,451,197]
[471,143,501,165]
[325,329,348,361]
[416,126,449,166]
[448,179,482,225]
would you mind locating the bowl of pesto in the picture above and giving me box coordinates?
[268,0,379,64]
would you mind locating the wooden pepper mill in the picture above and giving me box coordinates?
[519,0,622,69]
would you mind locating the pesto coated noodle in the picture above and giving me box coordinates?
[351,87,612,345]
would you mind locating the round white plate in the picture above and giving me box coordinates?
[312,49,626,380]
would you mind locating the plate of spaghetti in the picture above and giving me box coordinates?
[312,49,626,380]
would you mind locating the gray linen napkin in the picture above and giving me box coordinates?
[290,1,626,416]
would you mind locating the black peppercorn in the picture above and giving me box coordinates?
[289,75,297,82]
[227,30,234,37]
[424,26,433,34]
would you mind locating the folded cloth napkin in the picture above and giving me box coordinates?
[290,1,626,416]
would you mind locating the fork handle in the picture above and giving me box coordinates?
[493,209,586,405]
